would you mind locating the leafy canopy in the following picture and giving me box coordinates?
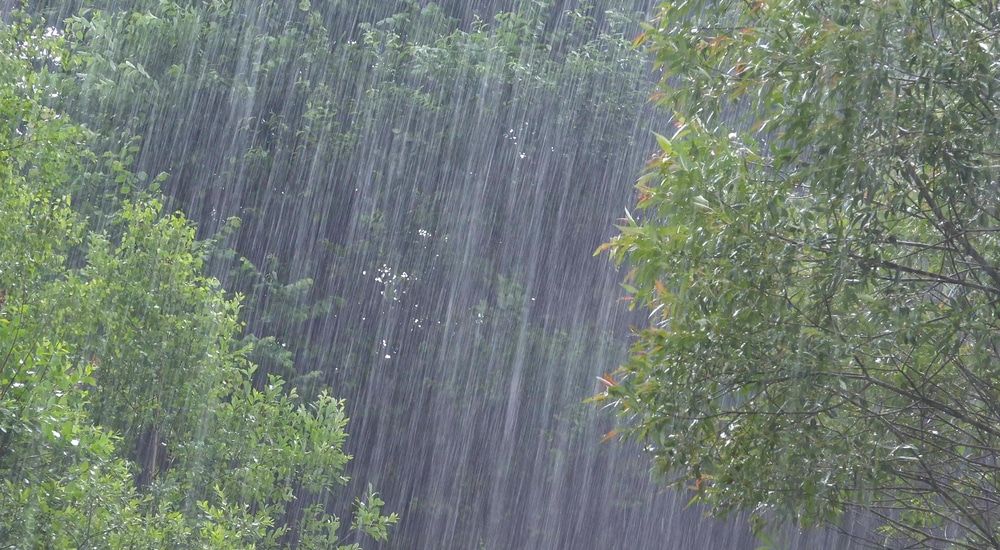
[601,1,1000,547]
[0,15,395,548]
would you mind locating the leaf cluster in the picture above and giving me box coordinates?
[602,1,1000,547]
[0,16,396,548]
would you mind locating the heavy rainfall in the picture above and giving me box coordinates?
[2,1,997,549]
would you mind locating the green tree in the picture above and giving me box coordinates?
[0,15,395,548]
[601,1,1000,547]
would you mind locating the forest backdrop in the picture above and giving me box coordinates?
[1,1,763,548]
[5,0,989,548]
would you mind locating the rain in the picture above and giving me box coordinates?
[2,0,874,548]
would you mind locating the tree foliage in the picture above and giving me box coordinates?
[30,3,656,544]
[0,16,395,548]
[602,1,1000,547]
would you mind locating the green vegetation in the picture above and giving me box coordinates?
[2,0,654,546]
[37,0,650,396]
[12,0,997,546]
[0,18,395,547]
[0,0,664,544]
[602,0,1000,547]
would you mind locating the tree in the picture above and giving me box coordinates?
[0,15,395,547]
[39,3,659,545]
[600,1,1000,547]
